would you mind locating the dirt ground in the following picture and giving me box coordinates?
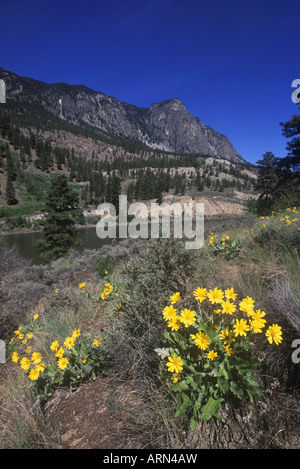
[44,377,131,449]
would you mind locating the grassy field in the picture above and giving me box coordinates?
[0,208,300,449]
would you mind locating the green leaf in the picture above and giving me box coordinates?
[189,416,198,431]
[230,380,243,399]
[200,397,224,420]
[174,392,191,417]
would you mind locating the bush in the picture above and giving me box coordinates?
[104,238,198,379]
[251,208,300,252]
[93,254,115,278]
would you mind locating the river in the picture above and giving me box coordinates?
[0,216,244,265]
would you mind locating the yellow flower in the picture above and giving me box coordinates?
[33,314,39,321]
[193,287,207,302]
[166,354,183,374]
[250,310,267,333]
[219,329,235,345]
[28,368,40,381]
[179,309,196,328]
[79,283,86,288]
[36,363,46,373]
[167,316,181,332]
[72,329,81,339]
[221,300,237,315]
[266,324,282,345]
[25,346,32,354]
[18,334,24,340]
[55,347,64,358]
[50,340,59,352]
[64,336,75,350]
[225,288,237,301]
[26,332,33,339]
[207,287,224,304]
[170,292,180,304]
[233,319,250,337]
[12,352,19,363]
[20,357,31,371]
[207,350,218,361]
[31,352,42,365]
[224,345,233,356]
[171,373,181,383]
[191,331,210,350]
[239,297,255,316]
[14,327,21,335]
[55,288,59,293]
[57,357,69,370]
[163,305,177,322]
[93,338,103,347]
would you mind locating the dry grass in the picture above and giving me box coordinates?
[0,366,59,449]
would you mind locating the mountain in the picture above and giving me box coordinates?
[0,67,243,162]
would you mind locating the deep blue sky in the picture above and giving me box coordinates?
[1,0,299,164]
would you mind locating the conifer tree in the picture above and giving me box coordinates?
[36,174,80,262]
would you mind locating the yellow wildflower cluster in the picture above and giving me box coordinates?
[49,329,83,370]
[209,233,230,246]
[10,315,46,381]
[100,282,113,300]
[79,282,86,292]
[252,207,299,232]
[9,313,103,387]
[163,287,283,382]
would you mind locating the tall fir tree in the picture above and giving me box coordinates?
[256,151,278,215]
[36,174,80,262]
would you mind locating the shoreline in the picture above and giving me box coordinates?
[0,213,250,237]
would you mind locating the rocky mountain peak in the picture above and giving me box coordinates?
[0,67,244,163]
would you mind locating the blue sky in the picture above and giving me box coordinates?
[1,0,299,164]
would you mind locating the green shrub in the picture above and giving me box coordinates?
[104,238,198,379]
[93,254,115,278]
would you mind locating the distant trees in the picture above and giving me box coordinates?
[36,174,80,262]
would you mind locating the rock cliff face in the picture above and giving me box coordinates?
[0,67,243,162]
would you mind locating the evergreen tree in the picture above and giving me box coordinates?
[276,109,300,206]
[256,152,278,214]
[5,174,18,205]
[36,175,80,262]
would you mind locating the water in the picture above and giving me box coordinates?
[0,216,240,265]
[1,226,112,265]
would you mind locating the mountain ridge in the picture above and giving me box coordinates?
[0,67,244,163]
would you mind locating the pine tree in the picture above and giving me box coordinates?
[5,174,18,205]
[36,175,80,262]
[276,109,300,206]
[256,152,278,214]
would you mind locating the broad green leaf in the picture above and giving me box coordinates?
[174,392,191,417]
[200,397,224,420]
